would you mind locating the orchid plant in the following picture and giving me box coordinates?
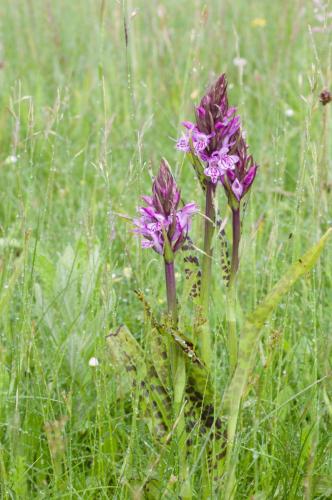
[106,73,331,498]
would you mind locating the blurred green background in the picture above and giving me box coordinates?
[0,0,331,497]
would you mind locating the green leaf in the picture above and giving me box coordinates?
[188,144,206,191]
[135,289,205,367]
[222,228,332,496]
[106,324,146,396]
[149,331,170,392]
[169,326,205,368]
[134,289,223,442]
[106,325,171,436]
[216,217,230,287]
[182,237,202,301]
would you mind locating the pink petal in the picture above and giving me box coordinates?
[243,165,258,194]
[231,179,243,200]
[182,121,197,130]
[196,106,206,118]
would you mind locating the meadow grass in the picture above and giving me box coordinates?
[0,0,331,498]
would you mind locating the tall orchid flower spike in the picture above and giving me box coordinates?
[194,75,241,160]
[176,73,258,199]
[176,74,242,186]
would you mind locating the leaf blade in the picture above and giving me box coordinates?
[222,228,332,496]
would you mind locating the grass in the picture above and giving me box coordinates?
[0,0,331,498]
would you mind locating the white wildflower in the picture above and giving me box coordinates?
[285,108,295,117]
[89,357,99,367]
[233,57,247,69]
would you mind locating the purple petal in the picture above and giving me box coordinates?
[217,147,230,158]
[204,166,220,184]
[242,165,258,193]
[231,179,243,200]
[192,132,210,153]
[229,155,239,163]
[180,202,198,216]
[196,105,206,118]
[182,121,197,130]
[176,135,190,152]
[210,150,221,160]
[150,232,164,254]
[226,116,241,136]
[140,206,157,218]
[141,195,153,205]
[226,106,236,116]
[176,203,198,227]
[141,239,154,249]
[199,151,209,161]
[226,169,236,182]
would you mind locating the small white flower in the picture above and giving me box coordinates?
[89,357,99,367]
[4,155,18,165]
[233,57,247,68]
[130,8,139,18]
[285,108,295,117]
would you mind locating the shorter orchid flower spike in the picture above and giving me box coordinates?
[134,159,198,260]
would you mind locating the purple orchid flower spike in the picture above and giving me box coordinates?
[175,73,259,197]
[176,74,242,187]
[194,75,241,157]
[134,159,198,261]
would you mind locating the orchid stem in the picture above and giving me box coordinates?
[200,182,215,366]
[164,259,191,498]
[227,207,241,372]
[165,261,178,323]
[230,207,240,285]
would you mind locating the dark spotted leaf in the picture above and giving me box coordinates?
[106,325,171,435]
[181,236,202,300]
[216,216,230,287]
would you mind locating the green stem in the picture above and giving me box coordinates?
[164,259,191,498]
[227,207,241,373]
[226,281,238,374]
[165,261,177,323]
[200,182,215,366]
[230,207,240,285]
